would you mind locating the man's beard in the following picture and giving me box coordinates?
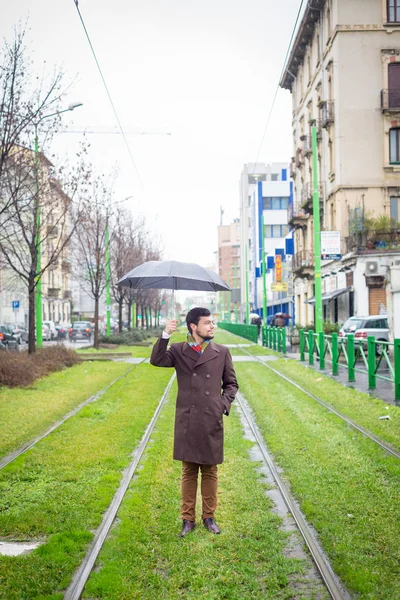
[202,333,214,341]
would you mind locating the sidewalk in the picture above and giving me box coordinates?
[285,350,398,407]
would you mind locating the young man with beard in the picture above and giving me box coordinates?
[150,307,238,537]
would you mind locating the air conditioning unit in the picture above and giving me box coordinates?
[365,261,378,274]
[393,260,400,266]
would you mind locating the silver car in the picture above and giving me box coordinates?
[339,315,389,355]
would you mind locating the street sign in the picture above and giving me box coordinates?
[275,254,282,283]
[321,231,341,260]
[271,282,288,292]
[12,300,20,310]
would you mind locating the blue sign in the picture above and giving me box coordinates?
[12,300,20,310]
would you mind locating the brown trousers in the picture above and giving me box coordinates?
[181,461,218,521]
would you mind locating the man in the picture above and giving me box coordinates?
[150,307,238,538]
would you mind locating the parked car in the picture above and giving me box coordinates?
[0,324,19,350]
[69,321,92,342]
[36,325,51,342]
[43,320,57,341]
[6,323,28,344]
[339,315,389,355]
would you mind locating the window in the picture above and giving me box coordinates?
[390,128,400,163]
[264,224,289,238]
[390,196,400,221]
[271,173,279,181]
[263,197,290,210]
[388,0,400,23]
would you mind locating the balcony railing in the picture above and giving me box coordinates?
[288,201,308,223]
[62,259,71,273]
[381,89,400,111]
[321,101,334,127]
[345,229,400,254]
[49,260,59,270]
[292,250,315,272]
[48,287,60,299]
[303,135,312,155]
[63,290,72,300]
[290,158,296,179]
[301,182,325,212]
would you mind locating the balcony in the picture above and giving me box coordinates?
[292,250,315,278]
[290,158,296,179]
[63,290,72,300]
[321,101,334,127]
[345,229,400,255]
[49,260,59,270]
[296,147,304,168]
[46,225,59,238]
[300,182,325,214]
[288,202,308,228]
[48,287,60,299]
[381,89,400,111]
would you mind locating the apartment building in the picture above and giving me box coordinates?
[280,0,400,329]
[239,163,293,322]
[0,147,72,326]
[217,218,240,320]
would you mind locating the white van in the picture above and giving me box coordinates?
[43,320,57,341]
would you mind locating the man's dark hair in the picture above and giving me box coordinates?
[186,307,211,333]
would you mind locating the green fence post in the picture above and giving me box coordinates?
[394,339,400,401]
[300,329,305,361]
[367,336,376,390]
[319,331,325,370]
[308,330,314,366]
[273,327,277,351]
[282,327,287,355]
[347,333,355,383]
[331,332,338,376]
[277,328,282,352]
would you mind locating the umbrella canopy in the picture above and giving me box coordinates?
[274,312,291,319]
[118,260,231,292]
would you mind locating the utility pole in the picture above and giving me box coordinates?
[261,212,267,324]
[312,125,323,333]
[105,218,111,336]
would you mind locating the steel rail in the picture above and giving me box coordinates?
[0,361,146,471]
[239,346,400,460]
[236,391,349,600]
[64,372,176,600]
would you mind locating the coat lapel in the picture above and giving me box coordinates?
[194,341,220,368]
[182,343,199,363]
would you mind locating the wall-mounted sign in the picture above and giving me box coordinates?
[275,254,282,282]
[321,230,341,260]
[271,282,288,292]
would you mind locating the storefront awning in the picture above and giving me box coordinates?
[306,287,352,305]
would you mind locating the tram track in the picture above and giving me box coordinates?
[0,359,147,472]
[64,372,176,600]
[236,344,400,460]
[236,391,350,600]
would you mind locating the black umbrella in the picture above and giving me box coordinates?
[118,260,230,292]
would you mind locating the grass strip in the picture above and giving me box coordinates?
[77,343,156,358]
[82,382,323,600]
[235,362,400,599]
[0,361,130,458]
[0,364,172,600]
[272,357,400,451]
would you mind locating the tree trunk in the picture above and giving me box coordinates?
[28,275,36,354]
[127,299,132,330]
[94,296,99,349]
[118,298,123,333]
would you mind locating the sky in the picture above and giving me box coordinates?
[2,0,300,269]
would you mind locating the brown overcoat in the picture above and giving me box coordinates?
[150,336,238,464]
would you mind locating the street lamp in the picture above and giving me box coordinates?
[105,196,133,336]
[34,102,83,348]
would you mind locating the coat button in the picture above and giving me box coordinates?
[206,374,210,378]
[192,389,196,394]
[205,391,209,396]
[193,373,197,377]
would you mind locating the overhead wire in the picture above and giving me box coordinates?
[71,0,144,191]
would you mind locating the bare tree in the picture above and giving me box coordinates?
[72,175,118,349]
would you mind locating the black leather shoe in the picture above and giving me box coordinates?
[203,517,221,534]
[180,520,196,537]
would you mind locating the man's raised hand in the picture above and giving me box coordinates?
[165,319,178,335]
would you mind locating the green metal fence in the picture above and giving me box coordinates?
[217,322,259,343]
[262,326,287,353]
[298,330,400,401]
